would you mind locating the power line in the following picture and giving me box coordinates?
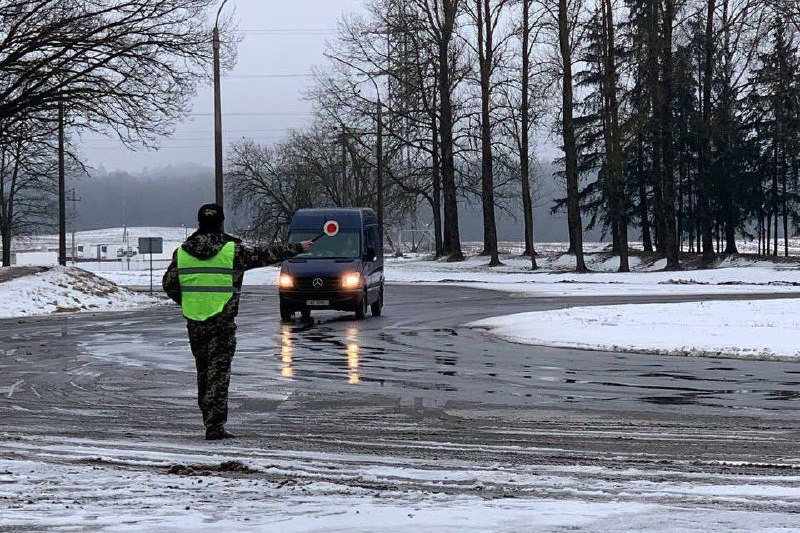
[83,138,281,144]
[80,136,287,148]
[241,29,335,34]
[179,128,297,133]
[79,128,294,140]
[81,145,222,150]
[188,112,312,117]
[226,73,314,79]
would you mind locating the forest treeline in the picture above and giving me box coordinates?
[226,0,800,271]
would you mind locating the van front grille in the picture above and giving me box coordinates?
[295,276,336,291]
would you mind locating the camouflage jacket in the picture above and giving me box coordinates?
[163,231,301,323]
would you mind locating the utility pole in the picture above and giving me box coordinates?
[340,125,348,206]
[68,189,81,264]
[58,101,66,267]
[376,98,384,229]
[213,25,223,209]
[213,0,231,215]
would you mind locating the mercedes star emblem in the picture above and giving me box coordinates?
[313,278,324,289]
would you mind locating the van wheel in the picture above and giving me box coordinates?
[280,302,293,322]
[371,286,383,317]
[355,290,368,320]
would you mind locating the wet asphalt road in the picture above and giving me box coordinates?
[255,286,800,419]
[2,284,800,491]
[3,285,800,424]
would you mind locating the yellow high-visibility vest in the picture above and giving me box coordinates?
[177,241,236,321]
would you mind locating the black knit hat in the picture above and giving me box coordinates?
[198,203,225,231]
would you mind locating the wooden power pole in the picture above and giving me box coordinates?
[58,101,66,267]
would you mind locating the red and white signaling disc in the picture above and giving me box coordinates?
[323,220,340,237]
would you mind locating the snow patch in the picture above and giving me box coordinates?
[0,266,160,318]
[470,299,800,361]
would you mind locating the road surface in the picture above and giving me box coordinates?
[2,285,799,530]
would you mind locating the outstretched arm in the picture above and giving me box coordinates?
[236,241,312,271]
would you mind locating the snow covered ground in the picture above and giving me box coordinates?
[2,435,799,532]
[0,267,159,318]
[471,299,800,361]
[15,226,191,252]
[385,254,800,296]
[16,227,799,297]
[83,250,800,298]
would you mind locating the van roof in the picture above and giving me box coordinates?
[290,208,378,231]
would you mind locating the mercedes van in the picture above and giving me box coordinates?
[278,208,384,321]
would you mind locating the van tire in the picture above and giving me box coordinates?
[371,286,383,317]
[355,290,368,320]
[280,302,293,322]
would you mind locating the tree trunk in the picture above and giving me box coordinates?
[698,0,716,260]
[773,143,779,256]
[1,225,10,267]
[660,0,680,270]
[438,2,463,261]
[558,0,587,272]
[477,0,500,266]
[432,118,443,257]
[601,0,628,272]
[521,0,537,269]
[637,136,653,252]
[647,0,665,255]
[0,146,6,266]
[782,137,789,257]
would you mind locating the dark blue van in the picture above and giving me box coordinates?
[278,208,384,321]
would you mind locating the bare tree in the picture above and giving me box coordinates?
[536,0,589,271]
[520,0,539,268]
[468,0,512,266]
[0,0,235,144]
[226,138,318,242]
[0,120,83,266]
[410,0,466,260]
[227,117,417,242]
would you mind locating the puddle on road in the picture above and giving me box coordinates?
[278,324,362,385]
[641,394,705,405]
[267,320,800,409]
[766,390,800,400]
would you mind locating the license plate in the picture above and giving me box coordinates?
[306,299,329,306]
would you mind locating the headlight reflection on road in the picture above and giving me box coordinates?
[346,326,360,385]
[281,326,293,378]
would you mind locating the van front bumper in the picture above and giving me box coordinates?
[279,288,362,311]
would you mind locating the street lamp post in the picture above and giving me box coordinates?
[213,0,231,210]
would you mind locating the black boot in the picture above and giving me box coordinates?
[205,426,236,441]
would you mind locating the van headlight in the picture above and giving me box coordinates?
[278,274,294,289]
[341,273,361,289]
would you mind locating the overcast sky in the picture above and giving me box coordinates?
[80,0,364,173]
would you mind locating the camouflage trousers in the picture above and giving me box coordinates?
[187,319,237,431]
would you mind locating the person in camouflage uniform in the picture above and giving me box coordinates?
[163,204,311,440]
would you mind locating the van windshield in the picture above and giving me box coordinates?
[289,229,361,259]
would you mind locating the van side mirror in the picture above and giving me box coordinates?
[364,247,377,262]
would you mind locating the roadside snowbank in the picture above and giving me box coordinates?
[0,267,159,318]
[470,299,800,361]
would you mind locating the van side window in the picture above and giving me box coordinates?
[364,227,374,252]
[368,226,381,255]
